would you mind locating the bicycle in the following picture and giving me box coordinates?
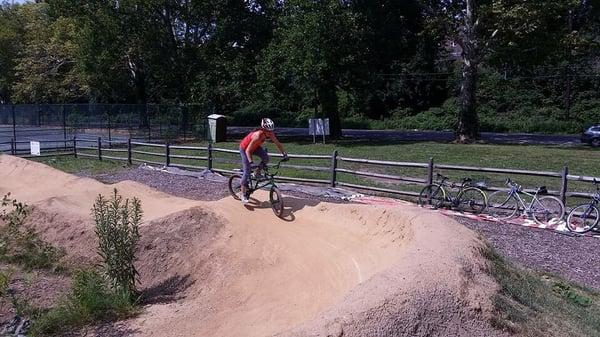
[487,178,565,225]
[228,158,288,217]
[566,179,600,233]
[418,173,487,214]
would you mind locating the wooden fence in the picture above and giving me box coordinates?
[3,137,600,205]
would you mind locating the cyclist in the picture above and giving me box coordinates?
[239,118,288,203]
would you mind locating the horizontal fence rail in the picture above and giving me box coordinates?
[3,137,600,210]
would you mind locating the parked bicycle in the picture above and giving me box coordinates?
[566,179,600,233]
[487,178,564,225]
[418,173,487,214]
[228,158,287,217]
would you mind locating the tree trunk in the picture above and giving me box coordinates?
[456,0,480,143]
[457,63,479,142]
[318,80,342,138]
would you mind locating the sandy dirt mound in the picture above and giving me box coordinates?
[0,155,505,336]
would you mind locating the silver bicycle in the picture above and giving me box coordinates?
[487,178,565,225]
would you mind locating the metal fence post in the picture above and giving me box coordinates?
[330,150,338,187]
[11,105,16,143]
[10,138,15,155]
[560,165,569,207]
[427,157,434,185]
[62,105,67,150]
[207,142,213,171]
[73,136,77,158]
[98,137,102,161]
[166,143,170,166]
[127,138,132,165]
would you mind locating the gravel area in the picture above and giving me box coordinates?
[85,166,600,292]
[455,217,600,292]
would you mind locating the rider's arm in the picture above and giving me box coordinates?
[269,133,286,155]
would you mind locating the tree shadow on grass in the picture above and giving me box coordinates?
[139,274,195,305]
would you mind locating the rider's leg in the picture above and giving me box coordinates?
[254,147,269,174]
[239,148,251,202]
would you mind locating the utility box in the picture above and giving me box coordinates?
[207,114,227,143]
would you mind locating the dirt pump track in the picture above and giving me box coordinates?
[0,155,509,337]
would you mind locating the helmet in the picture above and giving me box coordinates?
[261,118,275,131]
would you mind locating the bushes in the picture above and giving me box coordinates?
[0,193,64,270]
[92,189,142,299]
[30,269,137,336]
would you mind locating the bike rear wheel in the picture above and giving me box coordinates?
[487,191,518,220]
[418,184,446,209]
[566,204,599,233]
[228,175,243,200]
[270,186,284,217]
[532,196,565,225]
[456,187,487,214]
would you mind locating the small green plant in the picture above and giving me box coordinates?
[0,193,64,270]
[92,189,142,300]
[0,269,11,296]
[30,269,137,336]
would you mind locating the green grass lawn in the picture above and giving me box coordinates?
[42,139,600,205]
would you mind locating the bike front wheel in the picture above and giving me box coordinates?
[270,186,284,217]
[456,187,487,214]
[532,196,565,225]
[228,175,243,200]
[487,191,518,220]
[418,184,446,209]
[566,204,599,233]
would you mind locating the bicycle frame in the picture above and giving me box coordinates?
[503,183,544,214]
[246,160,284,193]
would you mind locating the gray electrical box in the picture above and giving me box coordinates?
[207,114,227,143]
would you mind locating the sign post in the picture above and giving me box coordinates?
[308,118,330,144]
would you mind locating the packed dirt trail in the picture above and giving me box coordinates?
[0,155,507,337]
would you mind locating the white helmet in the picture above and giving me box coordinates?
[261,118,275,131]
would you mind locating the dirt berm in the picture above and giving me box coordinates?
[0,155,507,337]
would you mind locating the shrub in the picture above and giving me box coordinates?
[30,269,136,336]
[0,193,64,270]
[92,189,142,299]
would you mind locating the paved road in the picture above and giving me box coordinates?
[228,127,581,146]
[0,125,584,154]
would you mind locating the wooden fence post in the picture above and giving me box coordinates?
[73,136,77,158]
[127,138,132,165]
[427,157,434,185]
[560,165,569,206]
[166,143,171,166]
[330,150,338,187]
[98,137,102,161]
[207,143,213,171]
[10,138,15,155]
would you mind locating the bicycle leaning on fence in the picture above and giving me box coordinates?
[486,178,565,225]
[566,179,600,233]
[418,173,488,214]
[228,158,288,217]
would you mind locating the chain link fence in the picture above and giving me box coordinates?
[0,104,211,146]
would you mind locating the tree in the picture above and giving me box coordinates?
[0,2,25,103]
[257,0,365,138]
[12,3,88,103]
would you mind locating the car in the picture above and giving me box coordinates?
[581,124,600,147]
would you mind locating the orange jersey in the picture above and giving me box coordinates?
[240,130,267,152]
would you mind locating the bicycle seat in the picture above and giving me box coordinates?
[537,186,548,194]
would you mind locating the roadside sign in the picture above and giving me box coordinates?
[309,118,330,144]
[30,141,40,156]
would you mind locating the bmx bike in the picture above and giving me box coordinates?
[228,158,288,217]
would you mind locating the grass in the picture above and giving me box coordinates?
[483,246,600,336]
[37,139,600,206]
[31,155,128,175]
[29,269,138,336]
